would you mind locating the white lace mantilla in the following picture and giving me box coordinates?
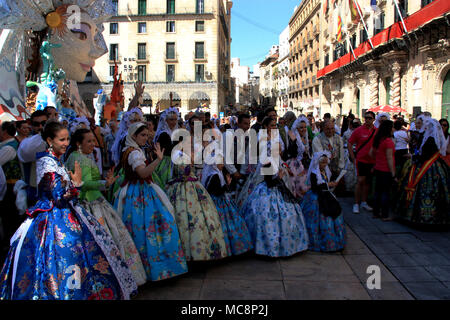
[36,155,71,186]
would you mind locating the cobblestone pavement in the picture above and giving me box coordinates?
[340,197,450,300]
[133,197,450,300]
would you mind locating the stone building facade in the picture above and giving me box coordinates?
[288,0,322,117]
[276,26,290,114]
[258,47,279,108]
[318,0,450,121]
[79,0,233,117]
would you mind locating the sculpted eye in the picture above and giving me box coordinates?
[71,29,87,40]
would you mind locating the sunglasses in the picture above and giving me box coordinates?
[31,120,47,127]
[364,117,374,120]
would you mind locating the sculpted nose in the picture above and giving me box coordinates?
[90,31,107,59]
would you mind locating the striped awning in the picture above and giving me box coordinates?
[190,91,210,101]
[161,92,181,100]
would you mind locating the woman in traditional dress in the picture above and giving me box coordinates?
[0,122,137,300]
[152,107,179,189]
[166,142,228,261]
[395,118,450,226]
[342,118,360,194]
[108,108,144,202]
[284,116,311,198]
[201,152,253,256]
[65,129,147,286]
[235,117,287,208]
[439,118,450,167]
[114,122,188,281]
[408,114,429,158]
[239,156,309,257]
[301,151,346,252]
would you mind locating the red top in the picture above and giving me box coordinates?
[374,138,395,173]
[348,125,377,164]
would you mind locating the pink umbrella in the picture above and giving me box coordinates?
[368,105,408,113]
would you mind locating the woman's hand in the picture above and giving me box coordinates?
[328,181,338,188]
[155,143,164,161]
[134,81,145,97]
[105,168,119,187]
[69,161,82,186]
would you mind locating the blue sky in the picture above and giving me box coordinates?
[230,0,302,72]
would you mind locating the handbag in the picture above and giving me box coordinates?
[318,187,342,219]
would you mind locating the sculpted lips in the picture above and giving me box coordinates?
[80,63,94,72]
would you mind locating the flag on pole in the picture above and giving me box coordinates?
[337,15,342,42]
[349,0,361,24]
[323,0,328,14]
[393,0,408,33]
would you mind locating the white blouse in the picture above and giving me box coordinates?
[128,149,146,171]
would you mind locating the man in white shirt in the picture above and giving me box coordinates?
[17,110,48,206]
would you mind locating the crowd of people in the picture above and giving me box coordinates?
[0,101,449,300]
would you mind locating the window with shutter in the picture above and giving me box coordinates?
[138,0,146,15]
[166,43,175,59]
[167,0,175,14]
[195,42,204,59]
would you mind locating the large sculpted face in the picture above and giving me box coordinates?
[52,11,106,82]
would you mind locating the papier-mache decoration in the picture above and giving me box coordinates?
[0,0,116,117]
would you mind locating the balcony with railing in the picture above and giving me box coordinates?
[194,51,208,62]
[136,53,149,63]
[108,53,122,63]
[313,25,319,35]
[313,51,319,62]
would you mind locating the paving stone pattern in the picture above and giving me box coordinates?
[340,197,450,300]
[133,197,449,300]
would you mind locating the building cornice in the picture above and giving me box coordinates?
[109,13,215,22]
[289,2,321,42]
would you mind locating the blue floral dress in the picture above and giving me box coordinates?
[114,147,187,281]
[301,172,346,252]
[205,174,253,256]
[239,174,309,257]
[0,152,137,300]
